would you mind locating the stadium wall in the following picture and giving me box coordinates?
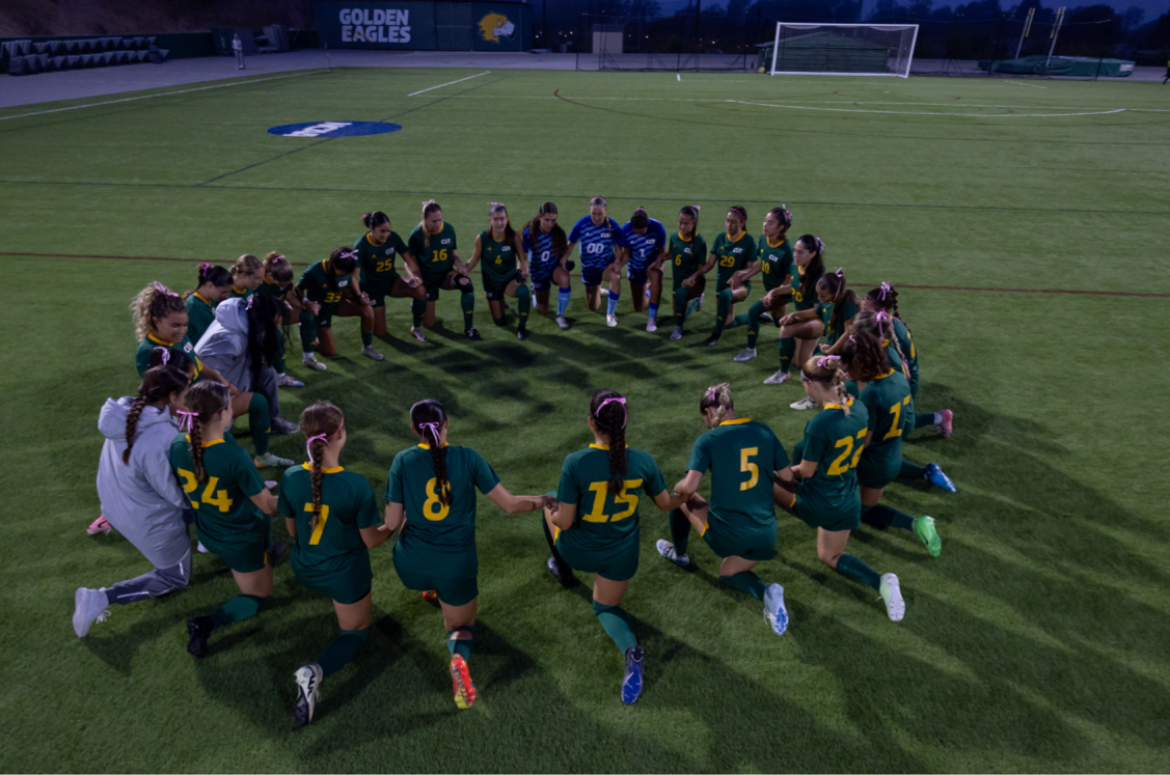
[313,0,531,51]
[0,31,216,59]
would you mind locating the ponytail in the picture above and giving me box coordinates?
[699,382,734,423]
[589,390,627,496]
[800,356,851,415]
[796,234,826,300]
[123,362,190,464]
[410,398,451,506]
[131,281,185,341]
[184,382,231,484]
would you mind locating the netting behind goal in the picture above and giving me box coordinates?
[768,24,918,78]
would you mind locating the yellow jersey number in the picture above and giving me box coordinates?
[305,504,331,545]
[422,477,451,521]
[432,248,449,263]
[375,259,395,273]
[740,447,759,491]
[323,291,343,304]
[719,254,736,268]
[176,469,233,512]
[883,396,913,441]
[583,479,643,523]
[827,430,868,475]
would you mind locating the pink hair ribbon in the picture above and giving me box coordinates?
[246,295,254,310]
[488,201,505,208]
[879,281,891,300]
[155,347,170,366]
[835,266,844,278]
[306,419,344,463]
[597,397,627,429]
[692,204,702,211]
[706,382,729,403]
[199,263,211,278]
[418,421,442,445]
[152,281,178,297]
[176,410,198,432]
[421,199,437,209]
[817,355,841,369]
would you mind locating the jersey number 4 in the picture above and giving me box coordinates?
[177,469,233,512]
[583,479,643,523]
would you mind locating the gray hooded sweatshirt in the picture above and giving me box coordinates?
[96,397,190,568]
[195,297,252,392]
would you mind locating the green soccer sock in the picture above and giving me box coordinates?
[516,285,531,329]
[592,601,637,653]
[361,332,373,346]
[900,460,928,480]
[914,412,937,430]
[726,312,750,331]
[411,298,426,328]
[835,553,881,590]
[208,594,263,628]
[669,508,691,555]
[720,571,767,602]
[492,315,507,327]
[686,296,702,320]
[298,310,317,353]
[318,627,369,678]
[673,287,689,327]
[778,336,795,373]
[714,290,733,336]
[460,291,475,330]
[276,328,287,373]
[861,504,915,532]
[446,626,475,661]
[248,393,271,455]
[746,300,765,348]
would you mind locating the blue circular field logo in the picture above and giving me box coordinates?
[268,121,402,138]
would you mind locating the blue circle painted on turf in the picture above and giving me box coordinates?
[268,121,402,138]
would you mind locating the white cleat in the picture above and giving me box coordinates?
[73,587,110,638]
[790,396,819,411]
[301,354,327,372]
[555,315,570,330]
[764,369,791,385]
[879,573,905,622]
[409,326,427,342]
[361,344,384,361]
[293,664,323,729]
[694,292,704,312]
[606,314,618,328]
[599,288,610,298]
[197,541,208,554]
[656,539,690,567]
[670,326,684,341]
[733,347,757,363]
[646,317,658,333]
[763,583,789,636]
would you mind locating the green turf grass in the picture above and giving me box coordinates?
[1,67,1169,772]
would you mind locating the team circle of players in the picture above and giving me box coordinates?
[76,197,958,726]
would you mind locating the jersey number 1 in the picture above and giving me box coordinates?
[883,396,912,441]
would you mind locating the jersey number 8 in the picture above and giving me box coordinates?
[423,477,451,521]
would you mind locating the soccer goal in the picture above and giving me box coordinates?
[767,23,919,78]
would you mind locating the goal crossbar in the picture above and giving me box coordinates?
[769,23,919,78]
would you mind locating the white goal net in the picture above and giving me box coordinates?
[768,23,919,78]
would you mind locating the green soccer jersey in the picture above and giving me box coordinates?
[668,232,708,289]
[891,317,919,395]
[297,260,354,315]
[385,443,501,579]
[354,231,409,291]
[184,292,217,346]
[797,400,870,513]
[687,418,789,534]
[555,444,668,553]
[757,236,794,293]
[136,333,203,379]
[169,432,267,553]
[478,230,520,286]
[791,265,817,311]
[711,232,757,286]
[408,222,458,283]
[815,297,860,347]
[229,285,252,301]
[255,277,291,301]
[279,463,381,582]
[858,369,912,461]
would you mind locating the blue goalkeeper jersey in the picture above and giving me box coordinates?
[621,218,667,270]
[569,216,626,270]
[523,227,557,281]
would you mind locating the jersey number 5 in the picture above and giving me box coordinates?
[304,504,331,545]
[584,479,643,523]
[740,448,759,491]
[827,430,868,475]
[177,469,233,512]
[423,477,451,521]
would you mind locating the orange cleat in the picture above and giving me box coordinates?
[449,654,476,709]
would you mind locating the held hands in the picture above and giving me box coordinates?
[682,277,695,288]
[307,300,321,315]
[225,382,240,398]
[540,494,558,511]
[406,277,422,288]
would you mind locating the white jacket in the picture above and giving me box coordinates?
[195,297,252,392]
[96,397,190,568]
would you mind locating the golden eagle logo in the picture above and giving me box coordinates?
[478,13,515,42]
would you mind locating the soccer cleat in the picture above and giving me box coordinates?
[606,314,618,328]
[293,664,323,729]
[655,539,690,567]
[87,516,112,535]
[409,326,427,343]
[915,516,942,557]
[361,344,384,361]
[270,417,300,436]
[700,333,721,347]
[759,312,774,323]
[733,347,757,363]
[421,589,438,602]
[621,646,645,705]
[669,326,683,341]
[763,369,790,385]
[555,315,570,330]
[517,328,530,341]
[449,654,477,709]
[646,317,658,333]
[186,616,214,658]
[255,452,294,468]
[599,288,609,299]
[465,327,482,342]
[879,573,905,622]
[301,354,327,371]
[763,583,789,636]
[196,541,208,554]
[73,587,110,638]
[264,480,277,489]
[939,409,954,438]
[546,556,578,588]
[694,292,705,312]
[923,463,957,493]
[790,396,819,411]
[277,374,304,388]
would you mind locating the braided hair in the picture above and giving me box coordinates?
[263,252,294,285]
[816,268,860,342]
[123,364,190,465]
[589,389,627,496]
[185,381,231,484]
[852,310,909,379]
[300,400,344,532]
[191,264,232,298]
[800,356,851,415]
[523,202,568,259]
[230,254,262,284]
[327,246,358,277]
[840,330,890,383]
[795,234,826,300]
[699,382,734,425]
[244,293,282,386]
[865,283,912,337]
[410,398,450,506]
[131,282,185,342]
[146,346,192,376]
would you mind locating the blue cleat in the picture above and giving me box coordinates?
[621,646,645,705]
[763,583,789,636]
[924,463,957,493]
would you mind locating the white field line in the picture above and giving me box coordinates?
[0,71,320,122]
[407,71,491,96]
[731,99,1124,117]
[1006,80,1048,88]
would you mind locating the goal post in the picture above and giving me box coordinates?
[768,23,919,78]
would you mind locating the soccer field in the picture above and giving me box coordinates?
[2,65,1169,773]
